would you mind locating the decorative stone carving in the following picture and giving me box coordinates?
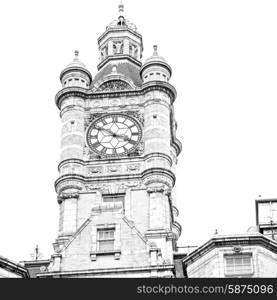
[109,99,119,106]
[113,41,123,54]
[128,98,137,105]
[143,174,173,189]
[85,181,142,193]
[120,181,142,189]
[97,80,131,92]
[107,165,121,173]
[146,93,154,101]
[127,164,140,172]
[137,142,144,153]
[88,167,103,174]
[129,43,138,58]
[146,184,167,194]
[92,100,101,107]
[128,111,144,125]
[100,45,108,60]
[58,191,80,203]
[85,183,109,192]
[233,246,242,253]
[56,181,84,195]
[84,113,103,129]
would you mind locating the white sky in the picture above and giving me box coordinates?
[1,0,277,262]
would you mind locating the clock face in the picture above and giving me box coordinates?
[86,114,142,157]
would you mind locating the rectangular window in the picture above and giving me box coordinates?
[97,229,115,252]
[224,254,253,276]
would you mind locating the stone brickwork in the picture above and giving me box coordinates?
[183,234,277,278]
[43,4,182,278]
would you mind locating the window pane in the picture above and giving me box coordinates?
[272,202,277,222]
[225,255,252,275]
[99,240,114,251]
[259,203,271,224]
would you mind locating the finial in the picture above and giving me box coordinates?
[214,229,218,235]
[74,50,79,60]
[119,1,124,15]
[30,245,43,260]
[153,45,158,55]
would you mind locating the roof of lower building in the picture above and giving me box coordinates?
[20,259,51,278]
[183,233,277,266]
[0,255,29,278]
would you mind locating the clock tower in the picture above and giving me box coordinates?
[42,3,182,278]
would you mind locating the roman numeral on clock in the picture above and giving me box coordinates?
[100,148,107,154]
[91,141,100,148]
[128,140,137,145]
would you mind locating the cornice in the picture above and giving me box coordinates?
[58,152,173,172]
[37,264,174,278]
[171,137,182,157]
[97,54,142,70]
[55,81,177,109]
[172,221,182,237]
[142,167,176,186]
[97,26,143,45]
[55,165,175,192]
[54,173,141,192]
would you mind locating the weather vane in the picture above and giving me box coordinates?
[30,245,43,260]
[119,1,124,15]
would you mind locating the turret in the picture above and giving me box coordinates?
[97,3,143,70]
[60,50,92,89]
[140,45,172,83]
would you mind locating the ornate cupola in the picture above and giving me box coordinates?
[140,45,172,83]
[60,50,92,89]
[97,2,143,71]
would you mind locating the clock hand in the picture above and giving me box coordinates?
[94,125,114,136]
[94,126,132,142]
[115,134,132,142]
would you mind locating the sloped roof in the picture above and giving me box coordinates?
[0,255,29,278]
[182,233,277,266]
[92,62,142,88]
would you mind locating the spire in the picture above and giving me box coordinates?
[118,1,124,16]
[74,50,79,61]
[153,45,158,56]
[118,1,125,26]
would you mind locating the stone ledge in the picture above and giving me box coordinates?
[90,250,121,261]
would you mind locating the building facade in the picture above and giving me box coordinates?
[256,198,277,241]
[182,233,277,278]
[39,4,182,278]
[182,198,277,278]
